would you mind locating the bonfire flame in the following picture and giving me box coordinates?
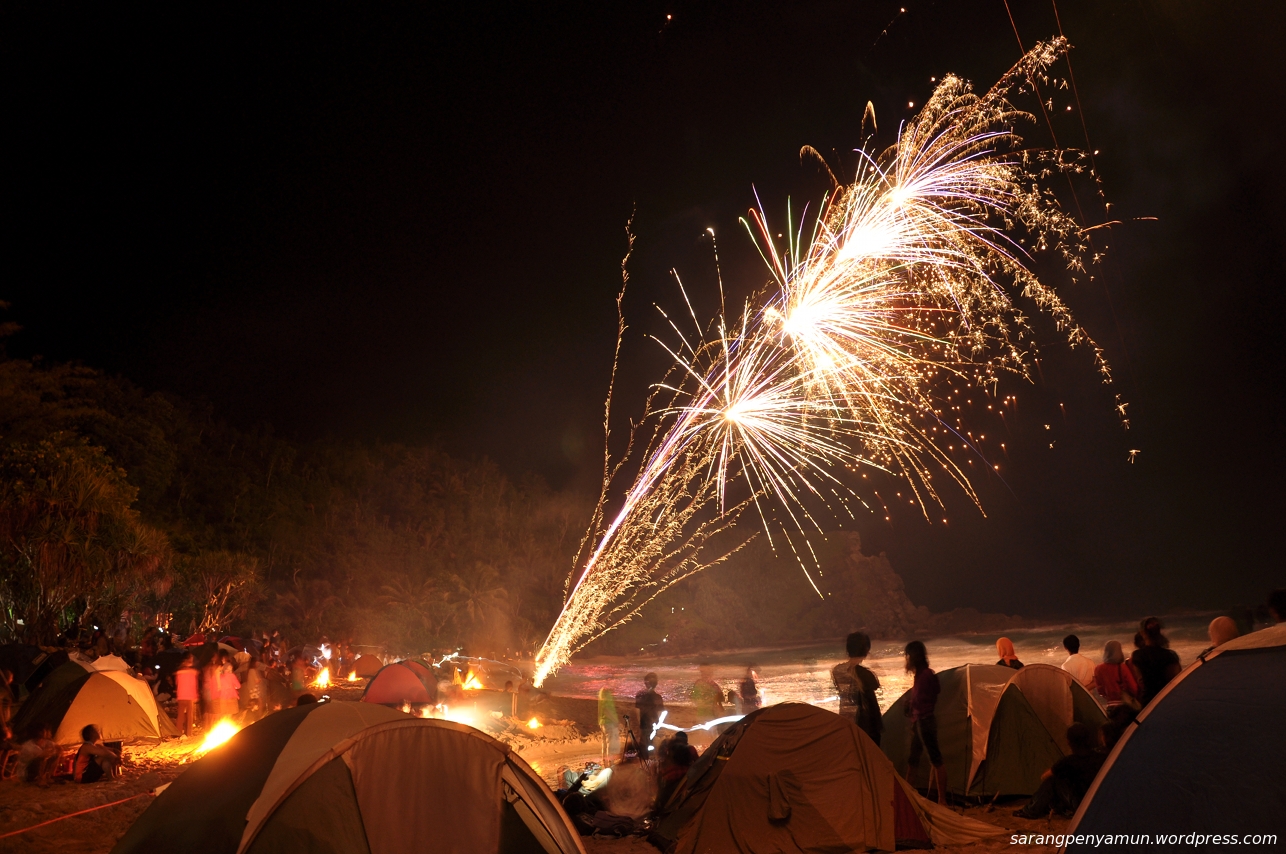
[197,719,240,753]
[347,672,358,682]
[313,669,331,689]
[527,717,541,730]
[459,670,484,691]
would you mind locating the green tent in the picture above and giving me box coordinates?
[883,663,1105,798]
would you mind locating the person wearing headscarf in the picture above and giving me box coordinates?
[995,637,1024,669]
[1094,640,1141,708]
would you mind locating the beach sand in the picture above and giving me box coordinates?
[0,690,1054,853]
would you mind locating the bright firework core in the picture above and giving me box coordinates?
[533,38,1113,687]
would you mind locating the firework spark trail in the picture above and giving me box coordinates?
[533,39,1111,687]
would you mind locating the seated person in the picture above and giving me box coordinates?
[655,734,696,810]
[1014,723,1105,818]
[74,725,121,783]
[17,724,60,785]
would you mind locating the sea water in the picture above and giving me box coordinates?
[540,614,1218,716]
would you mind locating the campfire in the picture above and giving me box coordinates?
[313,668,331,689]
[197,719,240,754]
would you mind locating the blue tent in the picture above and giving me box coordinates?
[1064,625,1286,851]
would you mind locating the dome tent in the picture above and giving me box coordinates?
[113,701,585,854]
[882,663,1105,798]
[1063,626,1286,850]
[654,703,1003,853]
[361,661,437,705]
[11,661,178,746]
[351,653,383,677]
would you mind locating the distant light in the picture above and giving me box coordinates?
[1066,105,1072,111]
[908,101,914,108]
[666,13,672,19]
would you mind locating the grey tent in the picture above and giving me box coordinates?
[113,701,585,854]
[1063,626,1286,851]
[883,663,1105,797]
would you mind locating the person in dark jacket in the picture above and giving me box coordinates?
[634,672,665,755]
[1014,723,1106,817]
[1130,617,1181,705]
[904,641,947,804]
[831,631,882,746]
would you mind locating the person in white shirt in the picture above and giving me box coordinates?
[1060,634,1096,690]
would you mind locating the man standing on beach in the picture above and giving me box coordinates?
[1059,635,1096,690]
[832,631,882,746]
[635,672,664,754]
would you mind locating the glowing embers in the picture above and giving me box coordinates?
[197,719,240,754]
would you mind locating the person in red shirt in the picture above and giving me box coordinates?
[175,653,199,737]
[904,640,947,804]
[1093,640,1141,710]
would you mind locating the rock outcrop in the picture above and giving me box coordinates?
[829,533,1031,638]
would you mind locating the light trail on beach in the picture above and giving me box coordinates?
[533,39,1113,687]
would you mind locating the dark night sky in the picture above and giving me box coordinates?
[5,2,1284,619]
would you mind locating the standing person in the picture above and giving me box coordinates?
[904,640,947,805]
[1130,617,1181,706]
[995,637,1024,669]
[634,673,665,755]
[598,688,620,761]
[739,667,761,711]
[691,665,724,718]
[831,631,883,745]
[289,652,308,697]
[1093,641,1141,709]
[215,652,241,720]
[74,725,121,783]
[175,653,200,737]
[1059,635,1096,690]
[201,653,220,730]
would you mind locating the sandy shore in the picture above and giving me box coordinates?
[0,689,1060,853]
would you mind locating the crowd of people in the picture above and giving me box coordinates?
[0,626,363,786]
[567,592,1284,833]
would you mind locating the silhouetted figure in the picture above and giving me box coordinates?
[1014,723,1105,818]
[1130,617,1181,705]
[832,631,882,745]
[635,673,665,754]
[739,667,761,711]
[1269,589,1286,624]
[904,640,947,805]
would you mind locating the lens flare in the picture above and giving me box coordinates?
[534,39,1112,686]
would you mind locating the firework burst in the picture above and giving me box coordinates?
[533,39,1111,686]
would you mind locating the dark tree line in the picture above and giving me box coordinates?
[0,342,590,654]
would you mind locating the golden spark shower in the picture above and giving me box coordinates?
[534,39,1112,686]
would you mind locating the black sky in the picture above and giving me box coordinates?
[6,2,1284,619]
